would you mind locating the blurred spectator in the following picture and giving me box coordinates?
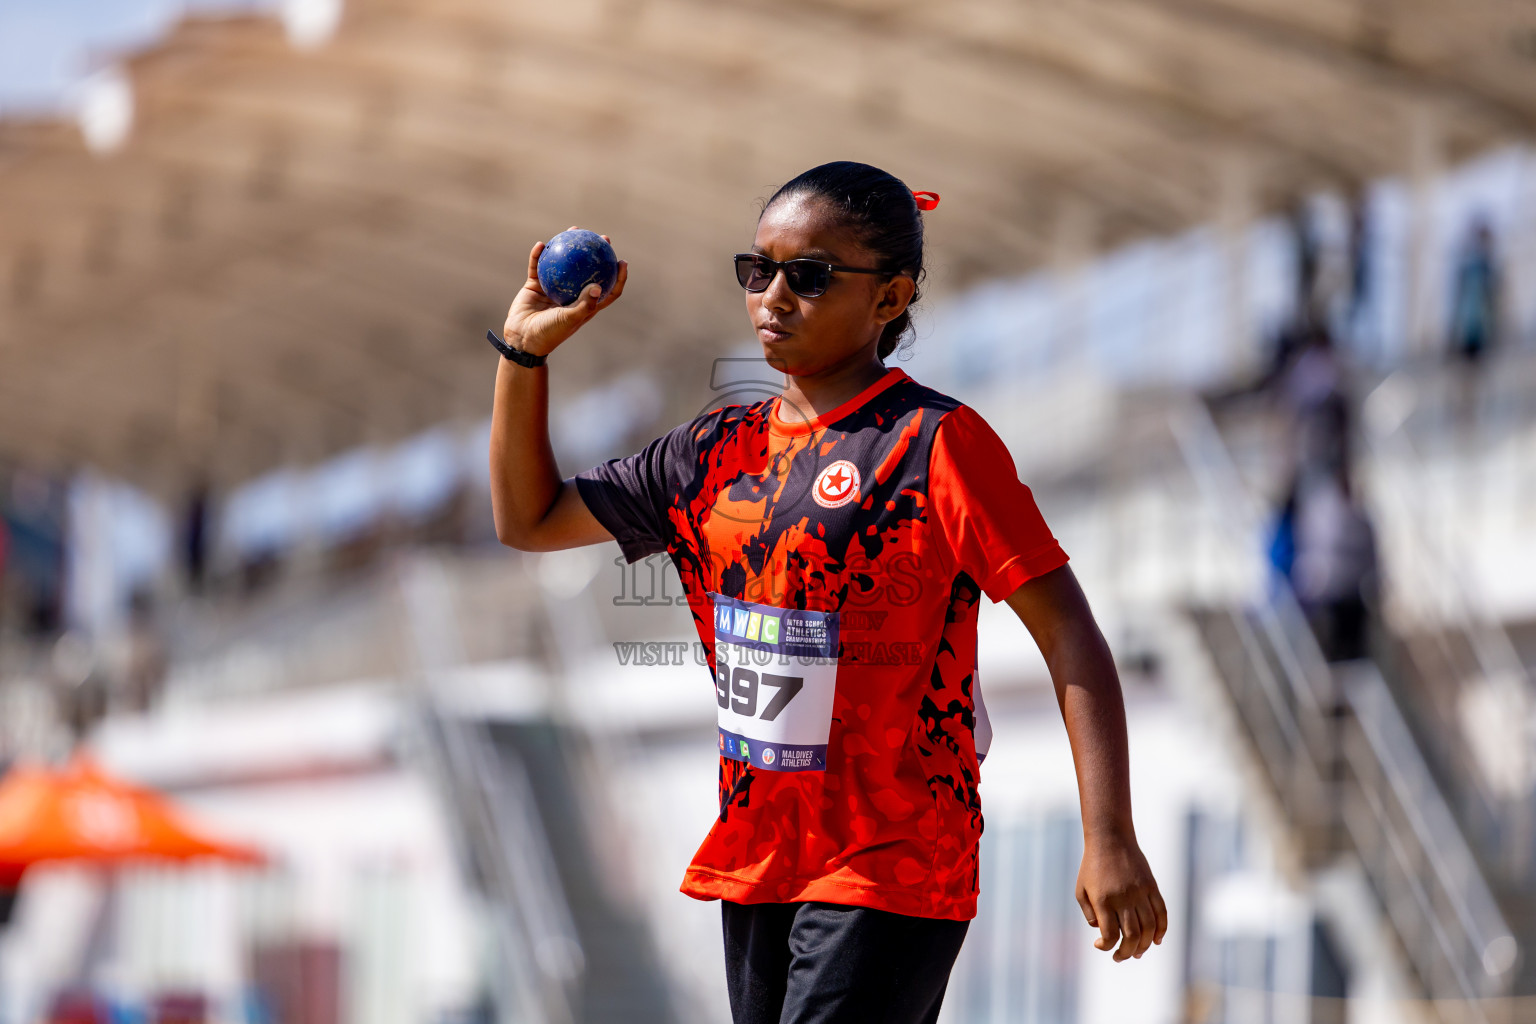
[1289,200,1320,322]
[1449,217,1502,425]
[1347,193,1373,357]
[1217,304,1321,408]
[1268,317,1372,660]
[1266,477,1299,591]
[0,508,9,629]
[118,589,167,713]
[1449,217,1501,365]
[53,631,107,740]
[1277,323,1352,482]
[182,483,211,594]
[5,469,69,636]
[1292,465,1378,662]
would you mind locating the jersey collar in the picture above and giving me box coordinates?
[768,367,909,437]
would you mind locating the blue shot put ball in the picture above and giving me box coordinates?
[536,229,619,306]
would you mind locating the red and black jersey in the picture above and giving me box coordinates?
[576,367,1067,920]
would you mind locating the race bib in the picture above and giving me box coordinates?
[710,593,838,772]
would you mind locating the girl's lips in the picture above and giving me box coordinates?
[757,325,792,342]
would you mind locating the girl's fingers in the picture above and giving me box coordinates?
[597,262,629,310]
[542,286,599,333]
[1095,897,1120,952]
[1151,887,1169,944]
[1132,900,1156,958]
[574,284,603,318]
[1115,906,1141,961]
[1075,885,1096,927]
[525,241,545,282]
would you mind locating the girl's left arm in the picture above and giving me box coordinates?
[1005,564,1169,962]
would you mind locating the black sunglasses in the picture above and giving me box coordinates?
[733,253,889,298]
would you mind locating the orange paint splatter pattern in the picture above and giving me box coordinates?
[580,369,1066,920]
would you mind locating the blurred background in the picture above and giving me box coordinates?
[3,1,1536,1022]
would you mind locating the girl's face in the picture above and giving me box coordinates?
[747,195,914,377]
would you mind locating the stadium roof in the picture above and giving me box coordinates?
[2,0,1534,490]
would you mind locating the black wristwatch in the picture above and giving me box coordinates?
[486,329,547,367]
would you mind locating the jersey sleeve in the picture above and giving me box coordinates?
[574,419,697,564]
[928,405,1069,602]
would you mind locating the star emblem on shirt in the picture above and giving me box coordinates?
[813,460,861,509]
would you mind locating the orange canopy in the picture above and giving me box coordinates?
[0,755,265,886]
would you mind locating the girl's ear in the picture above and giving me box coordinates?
[875,275,917,324]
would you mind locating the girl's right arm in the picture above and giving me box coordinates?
[490,234,629,552]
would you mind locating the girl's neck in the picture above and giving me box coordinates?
[780,349,888,422]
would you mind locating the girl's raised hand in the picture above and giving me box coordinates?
[503,228,628,358]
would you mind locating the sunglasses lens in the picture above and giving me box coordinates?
[734,256,831,297]
[735,255,774,292]
[784,261,830,297]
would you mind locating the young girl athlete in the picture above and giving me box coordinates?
[489,162,1166,1024]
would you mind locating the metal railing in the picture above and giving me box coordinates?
[1171,406,1341,854]
[399,555,584,1024]
[1174,401,1519,1020]
[1188,600,1337,862]
[415,707,585,1024]
[1362,372,1535,885]
[1340,662,1519,1012]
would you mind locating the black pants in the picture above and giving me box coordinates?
[721,900,969,1024]
[1304,595,1369,662]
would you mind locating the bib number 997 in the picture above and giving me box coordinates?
[716,665,804,721]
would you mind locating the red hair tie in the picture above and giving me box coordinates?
[912,190,941,211]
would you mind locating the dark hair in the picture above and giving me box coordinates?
[765,161,926,360]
